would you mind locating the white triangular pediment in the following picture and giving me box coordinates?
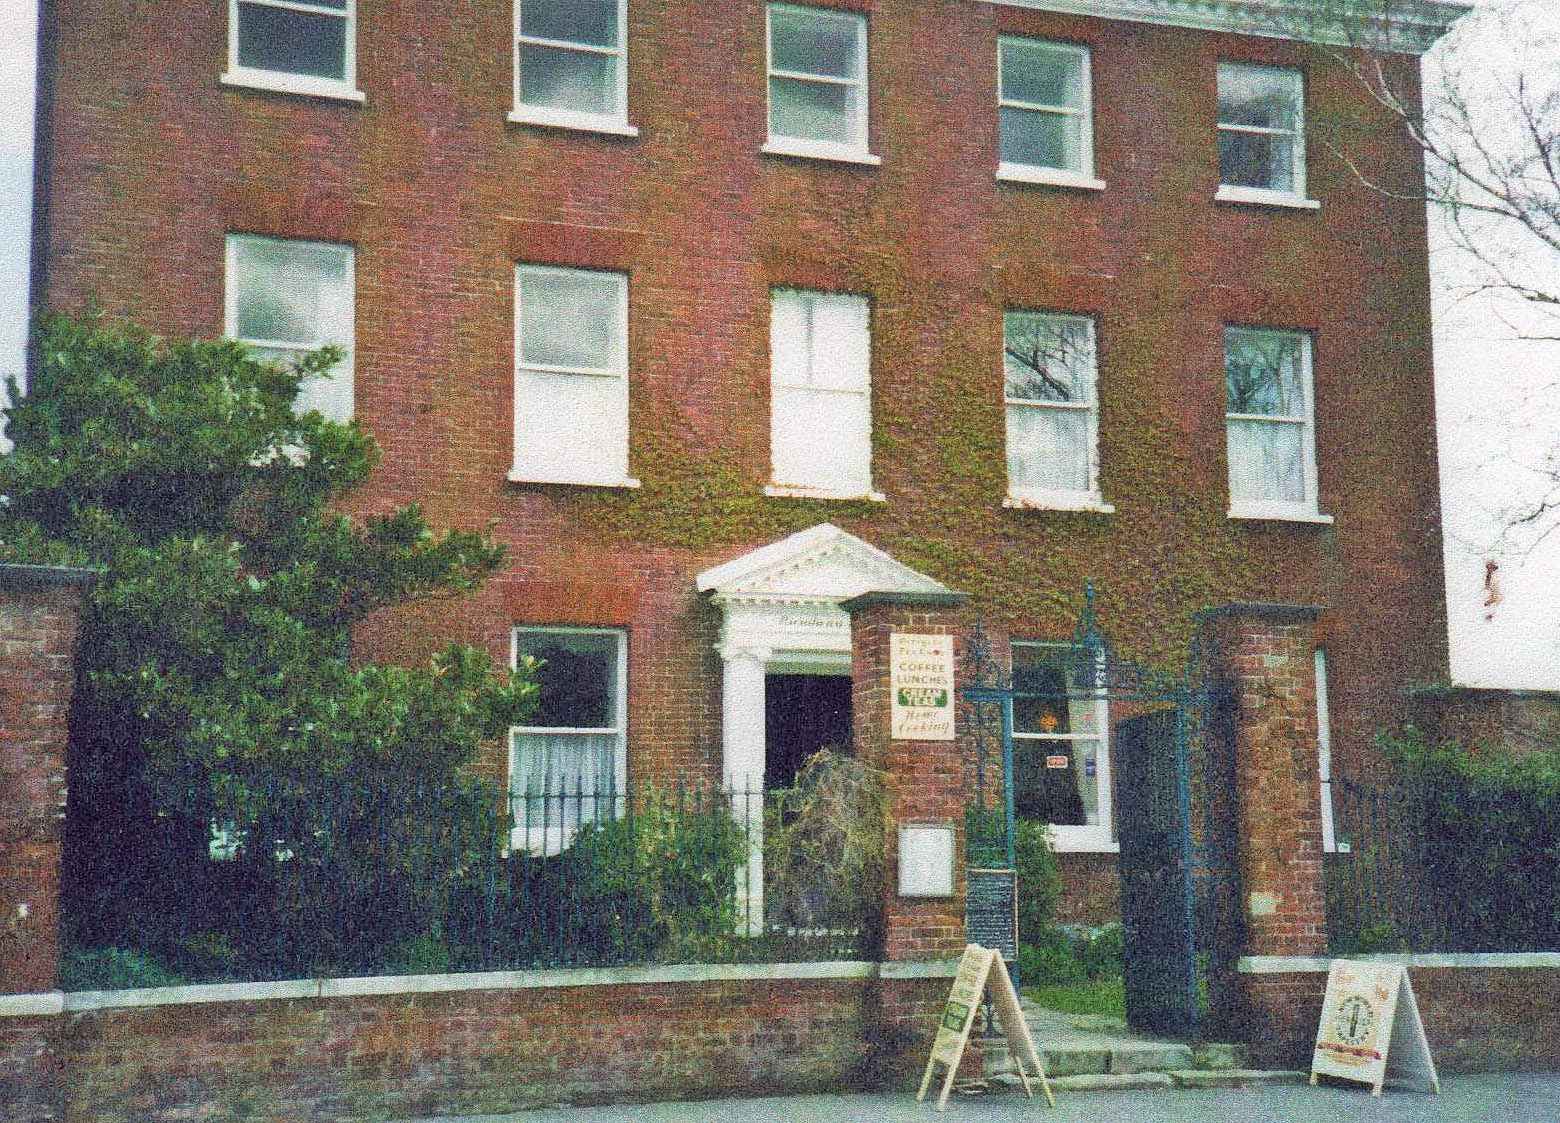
[697,523,952,603]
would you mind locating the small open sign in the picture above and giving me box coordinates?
[1045,754,1069,770]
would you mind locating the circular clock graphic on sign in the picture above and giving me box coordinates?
[1334,995,1376,1046]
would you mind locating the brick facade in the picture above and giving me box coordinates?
[38,0,1448,808]
[20,0,1470,1105]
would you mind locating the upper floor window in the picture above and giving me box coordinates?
[768,289,879,501]
[1216,63,1314,208]
[225,234,355,423]
[512,0,634,135]
[1225,327,1328,522]
[510,626,627,854]
[997,38,1102,190]
[1003,311,1110,512]
[512,265,636,489]
[764,4,878,166]
[1012,641,1113,852]
[224,0,363,102]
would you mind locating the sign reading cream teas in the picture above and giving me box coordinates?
[890,632,954,741]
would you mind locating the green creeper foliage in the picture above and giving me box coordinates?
[0,312,536,807]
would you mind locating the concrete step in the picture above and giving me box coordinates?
[969,1069,1307,1096]
[1168,1069,1309,1089]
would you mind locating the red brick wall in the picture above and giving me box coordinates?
[1202,606,1328,959]
[0,571,90,996]
[3,972,947,1122]
[1407,687,1560,759]
[1236,965,1560,1073]
[848,599,968,961]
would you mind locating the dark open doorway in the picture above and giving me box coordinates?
[764,674,853,789]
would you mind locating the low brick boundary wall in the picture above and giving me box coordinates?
[0,960,955,1122]
[1236,954,1560,1071]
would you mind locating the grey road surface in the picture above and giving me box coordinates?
[402,1073,1560,1123]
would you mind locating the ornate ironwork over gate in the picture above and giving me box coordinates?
[961,584,1239,1038]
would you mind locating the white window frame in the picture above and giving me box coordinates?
[224,233,356,424]
[1315,647,1349,855]
[996,37,1105,192]
[1215,62,1316,209]
[1002,311,1113,514]
[509,626,629,855]
[766,288,883,502]
[511,264,638,489]
[762,3,880,167]
[222,0,365,103]
[1011,641,1115,853]
[510,0,637,137]
[1224,327,1329,523]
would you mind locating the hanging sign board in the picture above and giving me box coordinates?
[917,944,1054,1112]
[1309,960,1440,1096]
[890,633,955,741]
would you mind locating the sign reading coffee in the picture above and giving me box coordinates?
[890,633,955,741]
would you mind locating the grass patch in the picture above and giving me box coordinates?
[1023,977,1126,1017]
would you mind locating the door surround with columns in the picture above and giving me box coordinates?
[697,523,957,788]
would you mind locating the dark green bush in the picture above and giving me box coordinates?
[1378,725,1560,951]
[1015,820,1061,941]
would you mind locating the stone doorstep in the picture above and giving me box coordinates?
[976,1069,1307,1095]
[984,1037,1245,1077]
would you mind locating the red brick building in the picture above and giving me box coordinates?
[34,0,1464,921]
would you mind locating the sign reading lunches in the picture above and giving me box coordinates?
[890,633,955,741]
[918,944,1054,1112]
[1310,960,1440,1097]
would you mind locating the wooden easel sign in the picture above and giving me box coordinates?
[1310,960,1440,1097]
[916,943,1055,1111]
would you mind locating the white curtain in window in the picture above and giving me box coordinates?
[1227,419,1305,503]
[511,730,616,830]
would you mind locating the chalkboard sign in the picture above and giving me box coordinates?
[966,867,1018,961]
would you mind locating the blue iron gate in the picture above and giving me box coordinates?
[962,585,1238,1038]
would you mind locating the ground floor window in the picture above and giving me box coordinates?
[1011,640,1113,852]
[510,627,626,850]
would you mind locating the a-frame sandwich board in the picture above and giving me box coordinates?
[1309,960,1440,1097]
[916,943,1055,1111]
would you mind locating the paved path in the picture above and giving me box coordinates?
[398,1073,1560,1123]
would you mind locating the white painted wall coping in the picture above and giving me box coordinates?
[3,958,961,1015]
[1239,952,1560,973]
[0,991,64,1016]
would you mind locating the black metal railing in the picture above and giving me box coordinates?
[63,774,877,989]
[1325,771,1560,954]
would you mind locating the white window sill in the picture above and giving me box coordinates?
[507,472,642,490]
[1050,835,1120,855]
[761,138,881,168]
[1004,492,1115,514]
[506,108,639,138]
[1228,504,1334,525]
[997,163,1107,192]
[1214,184,1320,211]
[220,69,365,104]
[765,483,887,503]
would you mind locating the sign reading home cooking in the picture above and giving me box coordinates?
[890,633,955,741]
